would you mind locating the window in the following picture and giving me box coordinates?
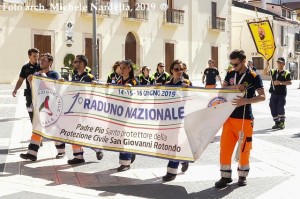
[295,33,300,52]
[282,9,286,17]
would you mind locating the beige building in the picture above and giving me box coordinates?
[232,1,300,79]
[0,0,231,84]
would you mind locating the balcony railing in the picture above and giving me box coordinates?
[209,17,226,31]
[123,2,149,21]
[26,0,63,11]
[82,0,110,17]
[164,9,184,25]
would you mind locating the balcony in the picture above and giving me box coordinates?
[163,9,184,25]
[26,0,63,13]
[1,0,24,10]
[81,0,110,17]
[209,16,226,32]
[122,2,149,22]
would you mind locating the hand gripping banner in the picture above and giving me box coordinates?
[247,19,276,61]
[32,76,240,162]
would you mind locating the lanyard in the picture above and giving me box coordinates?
[156,73,164,81]
[143,76,150,84]
[115,74,121,82]
[234,72,246,85]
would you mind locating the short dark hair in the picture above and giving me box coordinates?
[41,53,53,62]
[112,61,121,72]
[28,48,39,56]
[76,55,88,66]
[229,49,246,61]
[120,59,134,79]
[169,59,183,75]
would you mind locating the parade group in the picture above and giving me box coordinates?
[12,48,292,188]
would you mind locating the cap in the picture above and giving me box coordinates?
[276,57,285,64]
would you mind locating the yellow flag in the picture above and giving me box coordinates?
[247,20,276,61]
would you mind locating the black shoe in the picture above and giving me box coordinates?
[238,176,247,186]
[117,165,130,172]
[56,153,65,159]
[162,173,176,182]
[131,154,136,163]
[67,158,85,165]
[96,151,104,160]
[181,162,189,172]
[20,153,37,161]
[272,122,280,129]
[215,177,233,188]
[278,122,285,130]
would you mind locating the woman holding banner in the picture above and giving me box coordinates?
[152,62,171,85]
[116,59,138,172]
[162,59,192,182]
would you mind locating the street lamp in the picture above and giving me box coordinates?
[291,11,297,22]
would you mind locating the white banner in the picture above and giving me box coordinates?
[32,76,240,162]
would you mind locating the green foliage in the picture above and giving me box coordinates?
[63,53,75,69]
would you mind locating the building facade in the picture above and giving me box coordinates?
[0,0,231,84]
[232,1,300,79]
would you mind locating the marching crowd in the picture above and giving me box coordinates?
[12,48,292,187]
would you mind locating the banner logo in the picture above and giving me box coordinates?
[37,89,63,127]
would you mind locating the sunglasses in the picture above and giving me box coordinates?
[231,62,241,67]
[173,68,183,72]
[158,65,165,68]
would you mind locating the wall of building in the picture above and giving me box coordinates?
[0,0,230,83]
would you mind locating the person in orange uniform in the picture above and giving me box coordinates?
[215,50,265,188]
[67,55,104,164]
[116,60,138,172]
[162,59,192,182]
[20,53,64,161]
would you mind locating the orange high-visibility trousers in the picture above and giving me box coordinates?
[220,118,253,177]
[72,144,84,159]
[31,134,42,143]
[205,84,216,89]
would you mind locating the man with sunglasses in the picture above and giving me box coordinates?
[202,60,222,88]
[215,49,265,188]
[64,55,104,164]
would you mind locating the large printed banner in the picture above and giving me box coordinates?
[247,20,276,61]
[32,76,240,162]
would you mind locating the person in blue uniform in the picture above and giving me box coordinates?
[116,60,138,172]
[215,49,265,188]
[202,59,222,88]
[107,61,121,84]
[267,57,292,130]
[66,55,104,164]
[162,59,192,182]
[138,66,155,85]
[152,63,171,85]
